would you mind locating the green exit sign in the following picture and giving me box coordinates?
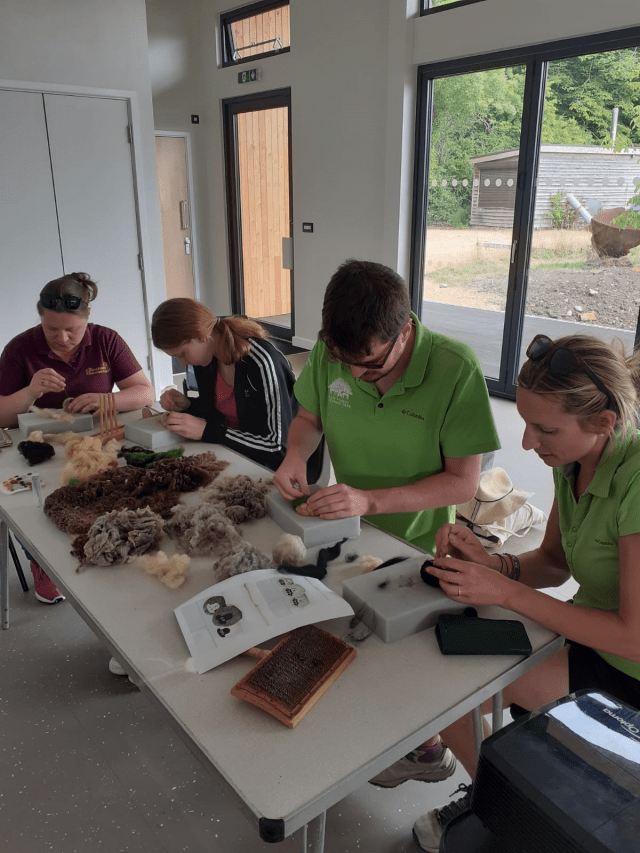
[238,68,258,84]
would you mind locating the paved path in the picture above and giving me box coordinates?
[423,301,636,380]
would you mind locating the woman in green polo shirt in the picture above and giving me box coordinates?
[411,333,640,853]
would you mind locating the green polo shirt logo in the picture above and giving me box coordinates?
[328,378,353,406]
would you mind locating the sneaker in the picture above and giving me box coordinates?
[108,657,128,676]
[30,562,65,604]
[369,744,456,788]
[412,783,473,852]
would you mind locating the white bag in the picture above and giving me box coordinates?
[456,501,547,548]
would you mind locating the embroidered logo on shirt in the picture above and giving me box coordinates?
[402,409,424,421]
[328,378,353,408]
[86,362,110,375]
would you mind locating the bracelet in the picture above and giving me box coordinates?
[506,553,521,582]
[496,553,509,576]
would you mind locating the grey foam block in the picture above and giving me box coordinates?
[18,411,95,437]
[266,488,360,548]
[124,415,184,450]
[341,557,467,643]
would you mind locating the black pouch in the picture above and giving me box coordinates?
[435,612,532,657]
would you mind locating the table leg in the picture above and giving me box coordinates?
[471,705,483,764]
[1,520,9,630]
[492,690,504,733]
[302,812,326,853]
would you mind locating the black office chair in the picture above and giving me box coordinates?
[8,532,29,591]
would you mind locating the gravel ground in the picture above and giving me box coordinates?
[469,259,640,332]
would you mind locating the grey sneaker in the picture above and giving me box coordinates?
[412,783,473,851]
[369,745,456,788]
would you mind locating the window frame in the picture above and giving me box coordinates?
[410,25,640,400]
[420,0,487,15]
[221,0,290,68]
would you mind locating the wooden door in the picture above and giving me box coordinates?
[223,89,293,339]
[155,135,195,301]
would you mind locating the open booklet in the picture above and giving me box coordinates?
[174,568,355,674]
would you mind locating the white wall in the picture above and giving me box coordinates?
[147,0,418,348]
[0,0,172,390]
[413,0,640,65]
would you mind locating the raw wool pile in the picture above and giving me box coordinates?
[17,440,55,465]
[73,506,165,567]
[28,403,75,423]
[272,533,306,567]
[165,501,241,557]
[201,475,272,524]
[135,550,191,589]
[44,452,229,535]
[61,434,120,484]
[212,540,274,583]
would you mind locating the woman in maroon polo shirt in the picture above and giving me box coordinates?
[0,272,154,605]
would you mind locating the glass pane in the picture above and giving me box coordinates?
[230,4,290,61]
[522,48,640,367]
[420,66,526,379]
[236,106,291,329]
[425,0,485,8]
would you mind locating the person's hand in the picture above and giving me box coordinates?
[66,393,101,414]
[28,368,66,399]
[163,412,206,440]
[435,523,489,565]
[273,455,310,501]
[160,389,190,412]
[305,483,369,519]
[426,555,510,607]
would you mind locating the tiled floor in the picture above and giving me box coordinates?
[1,397,562,853]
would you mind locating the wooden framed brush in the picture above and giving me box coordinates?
[231,625,356,728]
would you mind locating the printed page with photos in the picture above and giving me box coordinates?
[175,569,355,673]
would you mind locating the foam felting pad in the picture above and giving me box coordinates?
[341,556,467,643]
[18,411,94,437]
[266,488,360,548]
[124,414,183,450]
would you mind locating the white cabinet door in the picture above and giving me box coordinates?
[44,93,151,377]
[0,89,63,344]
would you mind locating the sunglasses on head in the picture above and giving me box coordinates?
[39,293,84,311]
[525,334,615,412]
[331,332,400,370]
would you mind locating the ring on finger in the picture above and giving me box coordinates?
[457,585,461,598]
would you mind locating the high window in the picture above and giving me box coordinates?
[221,1,290,67]
[421,0,486,14]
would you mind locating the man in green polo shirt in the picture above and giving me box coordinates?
[274,258,501,788]
[274,258,500,557]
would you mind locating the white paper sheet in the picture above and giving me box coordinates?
[174,568,355,673]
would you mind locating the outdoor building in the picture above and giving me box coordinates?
[470,145,640,229]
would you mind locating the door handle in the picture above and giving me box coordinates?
[180,200,189,230]
[184,237,191,256]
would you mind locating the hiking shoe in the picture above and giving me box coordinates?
[412,783,473,851]
[108,657,128,676]
[369,745,456,788]
[30,562,65,604]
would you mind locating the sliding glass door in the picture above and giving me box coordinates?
[412,28,640,399]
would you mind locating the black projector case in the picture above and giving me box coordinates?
[472,690,640,853]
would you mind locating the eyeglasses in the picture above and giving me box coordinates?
[39,293,85,311]
[525,334,615,411]
[332,332,400,370]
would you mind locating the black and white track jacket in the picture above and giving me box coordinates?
[185,338,298,471]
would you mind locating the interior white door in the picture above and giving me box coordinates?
[0,89,64,345]
[44,93,152,378]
